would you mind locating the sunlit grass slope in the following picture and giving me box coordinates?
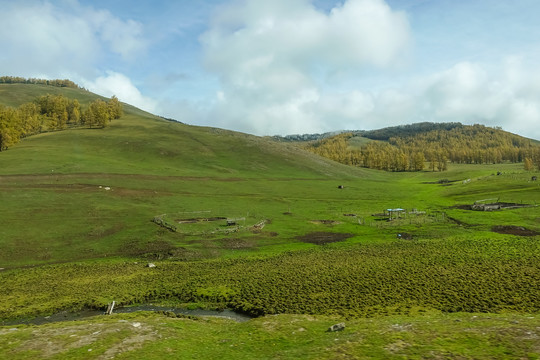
[0,83,381,267]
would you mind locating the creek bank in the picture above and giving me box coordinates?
[1,305,253,326]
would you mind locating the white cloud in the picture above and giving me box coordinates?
[200,0,411,135]
[0,1,157,116]
[0,1,96,77]
[417,60,540,137]
[88,9,146,59]
[0,1,146,78]
[197,0,540,139]
[83,72,157,113]
[352,58,540,139]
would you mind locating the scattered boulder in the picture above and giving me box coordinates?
[327,322,345,332]
[147,263,156,268]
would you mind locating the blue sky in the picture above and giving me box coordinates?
[2,0,540,139]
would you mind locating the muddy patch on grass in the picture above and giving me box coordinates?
[297,232,353,245]
[86,223,125,240]
[454,202,534,211]
[124,240,203,260]
[492,226,539,236]
[310,220,342,225]
[218,238,255,250]
[176,217,226,224]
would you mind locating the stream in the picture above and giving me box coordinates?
[1,305,253,326]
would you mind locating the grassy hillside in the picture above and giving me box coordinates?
[1,83,376,267]
[0,83,108,108]
[1,83,539,358]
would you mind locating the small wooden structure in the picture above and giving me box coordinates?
[226,217,245,226]
[105,301,115,315]
[372,208,405,220]
[387,208,405,220]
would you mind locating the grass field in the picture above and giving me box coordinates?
[2,312,539,359]
[1,83,539,358]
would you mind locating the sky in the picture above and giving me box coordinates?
[1,0,540,139]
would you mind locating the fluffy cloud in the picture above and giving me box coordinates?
[0,1,96,77]
[199,0,540,139]
[200,0,411,135]
[88,9,146,59]
[329,58,540,139]
[83,72,157,113]
[0,1,157,114]
[415,59,540,138]
[0,1,147,82]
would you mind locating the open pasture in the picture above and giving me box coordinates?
[1,84,539,358]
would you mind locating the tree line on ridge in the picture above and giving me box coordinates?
[0,94,123,151]
[0,76,80,89]
[305,124,540,172]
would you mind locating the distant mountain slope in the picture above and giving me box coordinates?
[304,123,540,171]
[361,122,464,141]
[272,122,464,143]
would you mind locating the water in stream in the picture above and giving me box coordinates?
[2,305,253,326]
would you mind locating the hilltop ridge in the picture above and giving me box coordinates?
[0,82,362,179]
[303,122,540,171]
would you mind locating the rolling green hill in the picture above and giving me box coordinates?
[0,82,377,268]
[1,83,539,359]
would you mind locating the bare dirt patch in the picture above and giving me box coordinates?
[310,220,342,225]
[218,238,255,250]
[124,239,185,260]
[176,217,226,224]
[296,232,353,245]
[454,202,534,211]
[492,226,539,236]
[0,173,245,182]
[86,223,125,240]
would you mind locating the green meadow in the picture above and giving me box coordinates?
[1,84,539,358]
